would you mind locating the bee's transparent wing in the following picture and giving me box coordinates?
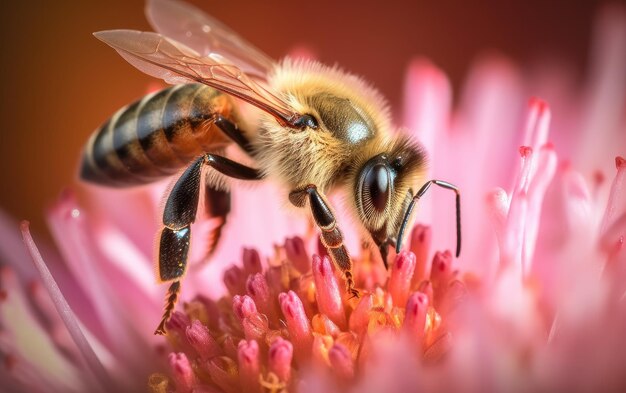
[145,0,274,80]
[94,30,299,126]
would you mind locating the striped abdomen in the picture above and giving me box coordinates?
[80,83,235,187]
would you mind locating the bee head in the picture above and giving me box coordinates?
[353,136,426,267]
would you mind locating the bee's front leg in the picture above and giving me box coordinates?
[155,154,263,335]
[289,185,359,299]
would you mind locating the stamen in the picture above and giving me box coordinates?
[242,312,269,343]
[192,295,221,331]
[206,356,239,393]
[259,372,287,393]
[223,266,246,295]
[523,144,558,275]
[486,187,510,276]
[388,251,417,307]
[238,340,261,393]
[222,336,239,361]
[560,165,593,237]
[502,147,533,270]
[348,294,374,337]
[147,373,169,393]
[165,311,193,353]
[409,224,432,286]
[185,320,221,361]
[423,331,452,363]
[182,299,209,327]
[312,314,341,337]
[285,237,310,274]
[438,280,467,318]
[418,280,434,307]
[243,248,263,276]
[312,334,334,367]
[403,292,429,345]
[278,291,313,362]
[523,98,551,153]
[265,259,293,304]
[246,273,272,317]
[312,255,347,329]
[268,337,293,382]
[165,311,190,336]
[328,343,355,380]
[430,251,453,305]
[168,352,195,393]
[232,295,258,322]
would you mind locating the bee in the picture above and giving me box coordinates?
[81,0,461,335]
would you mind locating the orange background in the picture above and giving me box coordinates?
[0,0,609,239]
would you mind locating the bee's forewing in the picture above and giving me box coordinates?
[94,30,298,125]
[145,0,275,81]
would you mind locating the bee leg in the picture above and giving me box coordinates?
[289,185,359,299]
[215,115,254,155]
[155,155,263,335]
[198,153,264,262]
[191,186,231,271]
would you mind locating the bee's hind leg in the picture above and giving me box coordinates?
[155,154,263,335]
[198,186,231,264]
[289,185,359,299]
[202,115,252,262]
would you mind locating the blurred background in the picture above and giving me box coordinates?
[0,0,618,239]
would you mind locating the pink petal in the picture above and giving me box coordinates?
[20,223,112,390]
[576,5,626,174]
[402,59,452,228]
[600,157,626,242]
[523,144,558,275]
[46,190,158,362]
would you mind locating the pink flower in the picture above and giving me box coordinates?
[1,3,625,393]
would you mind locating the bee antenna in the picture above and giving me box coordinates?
[395,180,461,258]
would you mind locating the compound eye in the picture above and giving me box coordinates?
[362,164,390,213]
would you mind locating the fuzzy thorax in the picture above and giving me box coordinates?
[254,58,394,192]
